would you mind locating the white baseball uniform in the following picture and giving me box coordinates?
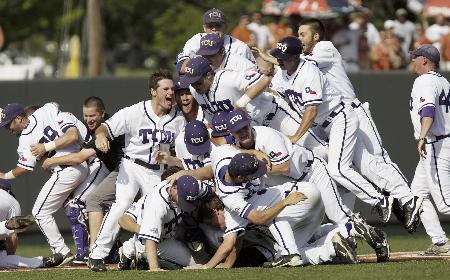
[246,126,352,238]
[190,69,328,158]
[210,144,323,257]
[218,52,257,72]
[177,33,255,64]
[303,41,414,206]
[409,71,450,245]
[16,103,88,255]
[271,59,384,207]
[90,100,185,259]
[0,189,46,269]
[136,181,206,267]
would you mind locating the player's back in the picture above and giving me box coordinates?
[304,41,356,103]
[220,52,257,72]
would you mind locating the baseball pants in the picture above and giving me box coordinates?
[0,251,44,269]
[32,164,88,255]
[411,137,450,244]
[298,223,340,265]
[351,99,414,206]
[85,170,118,213]
[90,158,162,260]
[323,105,384,207]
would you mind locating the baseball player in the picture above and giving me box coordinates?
[0,102,88,264]
[88,70,185,271]
[0,178,63,269]
[176,8,255,74]
[179,56,329,159]
[409,45,450,255]
[226,109,389,261]
[268,36,393,223]
[41,96,125,263]
[174,83,206,123]
[197,33,256,72]
[295,18,423,230]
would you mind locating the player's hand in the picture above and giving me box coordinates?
[95,135,110,153]
[0,172,4,179]
[30,143,46,159]
[166,170,189,185]
[288,134,301,144]
[251,150,272,171]
[283,191,307,206]
[251,47,279,66]
[155,151,179,166]
[418,139,427,159]
[41,157,53,171]
[183,264,207,270]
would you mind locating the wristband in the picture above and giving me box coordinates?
[44,141,57,152]
[235,94,252,108]
[4,171,16,180]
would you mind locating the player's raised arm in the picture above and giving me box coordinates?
[94,124,110,153]
[41,148,96,170]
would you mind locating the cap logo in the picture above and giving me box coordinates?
[215,124,227,131]
[190,136,204,144]
[185,66,194,75]
[229,114,243,125]
[185,195,198,201]
[201,40,214,47]
[277,42,287,53]
[208,11,222,18]
[1,112,5,121]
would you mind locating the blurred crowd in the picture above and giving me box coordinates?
[231,9,450,72]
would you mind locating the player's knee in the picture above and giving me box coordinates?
[301,182,321,203]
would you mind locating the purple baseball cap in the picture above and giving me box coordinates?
[228,153,267,180]
[227,109,251,133]
[174,80,190,94]
[179,57,212,88]
[270,36,303,59]
[410,44,440,65]
[211,111,230,137]
[203,8,226,24]
[184,120,211,155]
[197,33,224,56]
[177,175,201,212]
[0,103,25,127]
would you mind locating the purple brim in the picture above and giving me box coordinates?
[186,140,211,156]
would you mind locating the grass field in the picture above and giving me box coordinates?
[3,224,450,279]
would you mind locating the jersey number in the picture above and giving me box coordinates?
[439,89,450,113]
[38,126,59,157]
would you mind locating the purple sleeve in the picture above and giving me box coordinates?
[420,106,435,118]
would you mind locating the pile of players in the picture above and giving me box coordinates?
[1,7,450,272]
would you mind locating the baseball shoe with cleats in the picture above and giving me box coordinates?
[42,253,64,268]
[117,247,132,270]
[332,232,357,264]
[372,227,390,262]
[403,196,423,230]
[88,257,107,272]
[375,196,394,224]
[60,252,75,266]
[73,255,88,265]
[5,214,35,230]
[263,254,303,268]
[422,242,450,256]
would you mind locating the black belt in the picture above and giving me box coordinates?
[435,134,450,141]
[322,103,345,128]
[124,155,167,171]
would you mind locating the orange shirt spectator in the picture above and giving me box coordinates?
[440,33,450,71]
[231,15,255,47]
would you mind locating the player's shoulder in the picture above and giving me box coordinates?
[211,144,239,159]
[314,40,336,52]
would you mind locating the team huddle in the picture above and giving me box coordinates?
[1,8,449,272]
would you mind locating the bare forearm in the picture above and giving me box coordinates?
[245,75,272,100]
[420,117,434,139]
[119,216,140,233]
[248,199,288,225]
[185,166,214,181]
[290,106,317,142]
[55,128,79,149]
[145,240,160,270]
[0,166,29,179]
[95,124,109,139]
[205,235,236,268]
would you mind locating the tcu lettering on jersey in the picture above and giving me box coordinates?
[139,129,175,144]
[183,158,205,170]
[200,100,234,114]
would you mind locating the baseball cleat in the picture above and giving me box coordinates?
[375,196,394,224]
[403,196,423,230]
[60,252,75,266]
[422,242,450,256]
[73,256,88,265]
[263,254,303,268]
[372,227,390,262]
[332,232,357,264]
[88,257,107,272]
[5,214,35,230]
[42,253,64,268]
[117,247,132,270]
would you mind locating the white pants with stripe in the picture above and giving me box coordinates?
[31,164,88,255]
[90,159,161,259]
[324,106,383,207]
[411,137,450,244]
[352,100,414,206]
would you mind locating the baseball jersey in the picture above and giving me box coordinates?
[250,126,315,181]
[190,70,274,123]
[301,41,357,104]
[219,52,257,72]
[17,103,83,171]
[103,100,185,165]
[409,71,450,140]
[177,33,255,64]
[138,180,182,243]
[271,59,342,125]
[174,130,212,170]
